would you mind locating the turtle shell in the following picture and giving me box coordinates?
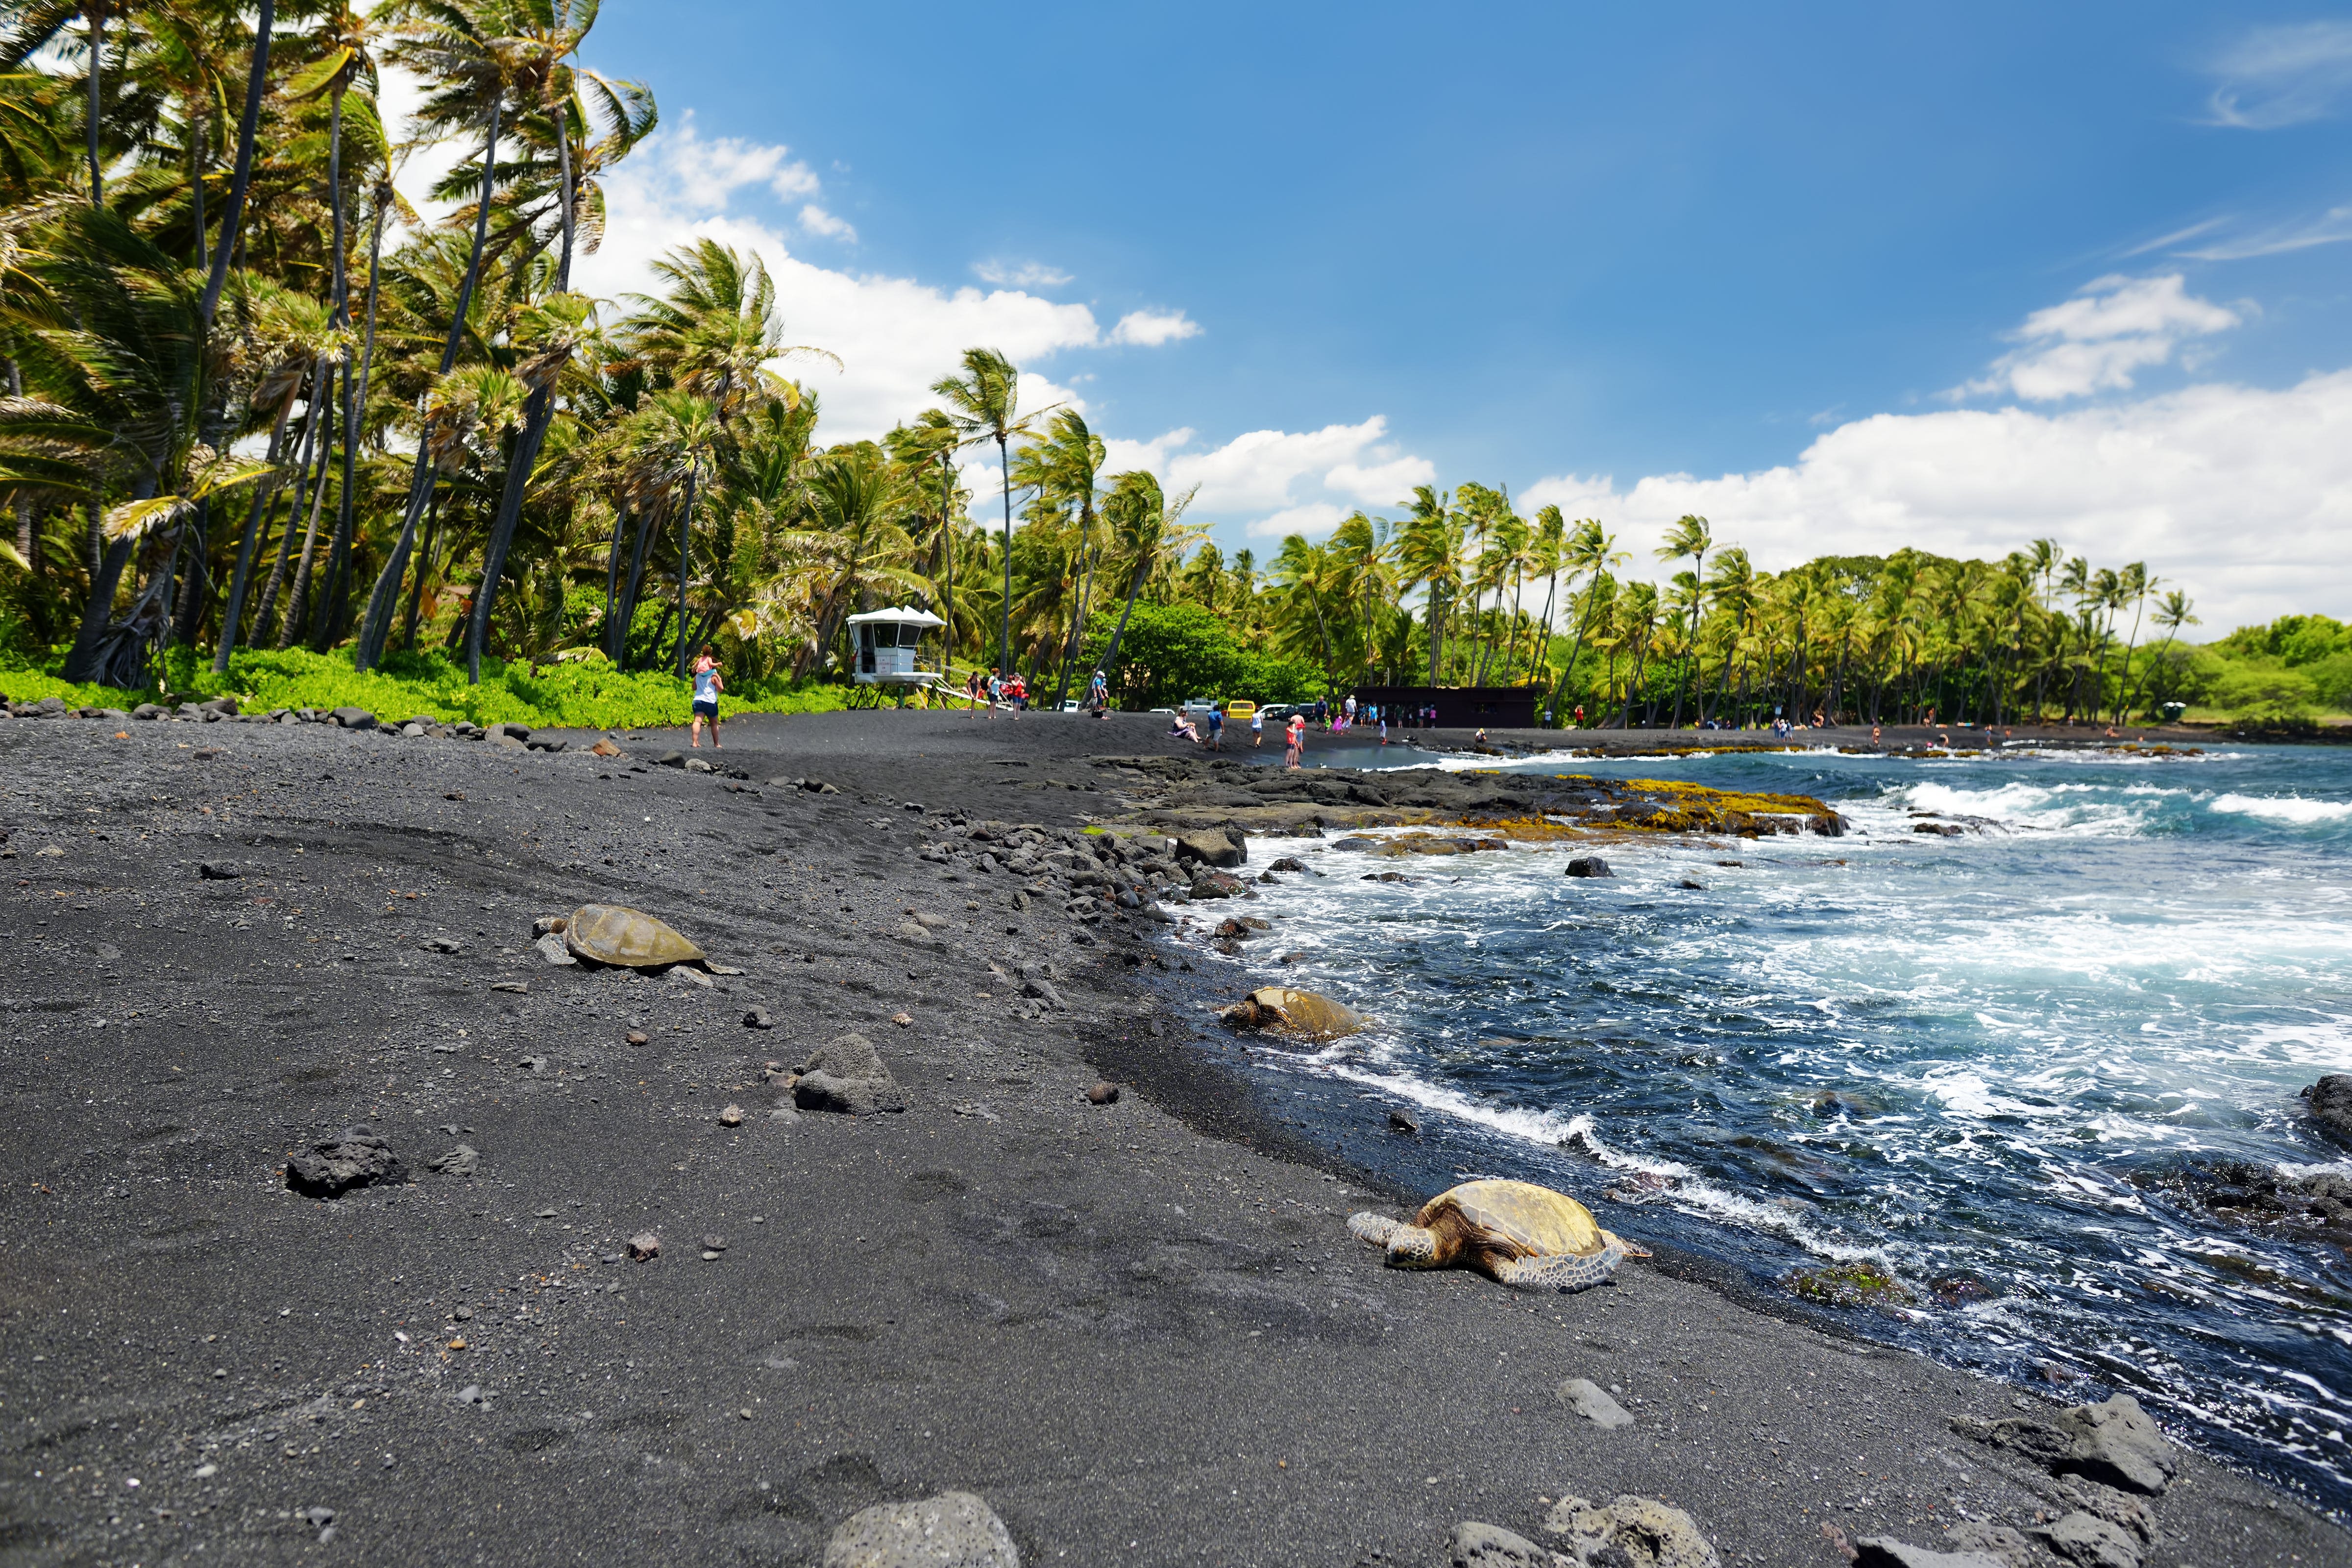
[564,904,707,968]
[1418,1179,1608,1258]
[1246,986,1367,1040]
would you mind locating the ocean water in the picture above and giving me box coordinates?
[1223,741,2352,1512]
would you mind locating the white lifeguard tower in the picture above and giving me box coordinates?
[844,606,948,703]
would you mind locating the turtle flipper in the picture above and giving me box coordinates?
[1490,1239,1628,1293]
[1349,1212,1440,1267]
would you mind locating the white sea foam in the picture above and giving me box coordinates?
[2208,792,2352,826]
[1888,779,2177,836]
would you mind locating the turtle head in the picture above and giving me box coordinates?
[1601,1229,1651,1260]
[1384,1225,1440,1268]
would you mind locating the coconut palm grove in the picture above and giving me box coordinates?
[0,1,2343,731]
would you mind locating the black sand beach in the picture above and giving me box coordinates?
[0,707,2338,1567]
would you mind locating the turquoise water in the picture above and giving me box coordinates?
[1233,742,2352,1511]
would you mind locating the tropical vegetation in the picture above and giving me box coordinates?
[0,5,2321,730]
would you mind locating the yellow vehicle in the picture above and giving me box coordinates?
[1223,699,1257,725]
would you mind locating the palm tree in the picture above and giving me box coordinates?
[1009,409,1103,707]
[1092,469,1200,699]
[1656,513,1710,727]
[931,346,1037,682]
[1545,519,1625,722]
[1395,484,1461,685]
[352,0,513,671]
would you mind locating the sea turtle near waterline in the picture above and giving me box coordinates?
[1348,1179,1648,1292]
[1217,986,1368,1041]
[540,904,708,969]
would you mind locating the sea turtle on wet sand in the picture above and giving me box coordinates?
[544,904,708,969]
[1349,1179,1648,1292]
[1217,986,1367,1041]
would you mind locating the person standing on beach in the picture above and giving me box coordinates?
[1251,708,1265,747]
[689,645,724,749]
[1378,712,1389,746]
[1286,711,1304,767]
[1207,705,1224,751]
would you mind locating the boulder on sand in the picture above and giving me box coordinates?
[286,1128,408,1199]
[1172,827,1246,868]
[821,1490,1018,1568]
[1543,1494,1721,1568]
[1951,1393,2176,1495]
[793,1032,906,1115]
[1449,1521,1556,1568]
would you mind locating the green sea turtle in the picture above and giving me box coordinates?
[551,904,708,968]
[1348,1178,1647,1292]
[1218,986,1367,1040]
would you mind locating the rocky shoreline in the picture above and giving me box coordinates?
[0,706,2340,1566]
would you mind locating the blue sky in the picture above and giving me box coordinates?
[466,2,2352,628]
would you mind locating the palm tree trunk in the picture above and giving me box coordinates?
[996,432,1012,680]
[1095,544,1158,706]
[672,468,696,677]
[464,103,574,683]
[276,363,339,647]
[83,3,102,205]
[356,98,500,670]
[310,83,358,648]
[9,360,31,565]
[399,490,442,652]
[599,504,628,658]
[614,503,657,667]
[61,481,149,684]
[247,356,330,649]
[197,0,271,327]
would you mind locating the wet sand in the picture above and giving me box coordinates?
[0,707,2336,1566]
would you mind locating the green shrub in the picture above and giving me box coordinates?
[1084,601,1325,709]
[0,644,847,728]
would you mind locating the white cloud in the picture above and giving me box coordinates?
[2175,202,2352,262]
[975,260,1074,288]
[797,204,856,242]
[1246,501,1351,540]
[1521,370,2352,631]
[1101,428,1194,477]
[2205,21,2352,130]
[1108,308,1202,346]
[572,124,1192,441]
[1326,453,1438,504]
[1958,274,2241,402]
[1163,417,1396,511]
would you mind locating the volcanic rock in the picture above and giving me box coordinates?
[1543,1493,1720,1568]
[1558,1377,1634,1428]
[1565,857,1614,878]
[285,1129,408,1199]
[820,1490,1019,1568]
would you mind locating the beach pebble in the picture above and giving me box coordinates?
[535,931,576,966]
[793,1033,905,1115]
[628,1231,660,1261]
[198,861,242,880]
[718,1104,744,1126]
[1543,1494,1718,1568]
[427,1144,479,1177]
[626,1030,649,1046]
[821,1491,1019,1568]
[1557,1377,1634,1428]
[744,1005,773,1029]
[1087,1081,1120,1105]
[1853,1540,2007,1568]
[1389,1108,1420,1135]
[1448,1521,1557,1567]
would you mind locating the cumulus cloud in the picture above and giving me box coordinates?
[1521,371,2352,630]
[1246,501,1352,540]
[2205,21,2352,130]
[975,260,1074,288]
[1088,416,1437,540]
[1957,274,2241,402]
[1108,308,1202,346]
[570,123,1189,442]
[797,204,856,242]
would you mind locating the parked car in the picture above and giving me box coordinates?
[1180,697,1219,722]
[1258,703,1298,722]
[1224,699,1258,725]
